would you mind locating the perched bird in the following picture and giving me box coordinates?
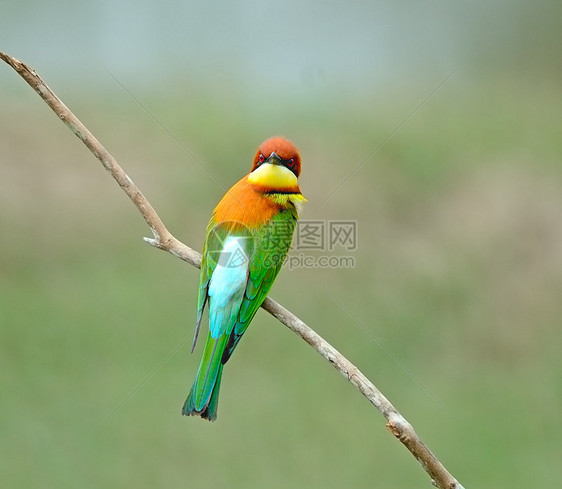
[182,136,305,421]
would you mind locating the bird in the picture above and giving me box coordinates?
[182,136,305,421]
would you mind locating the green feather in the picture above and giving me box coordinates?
[182,333,228,421]
[183,205,298,420]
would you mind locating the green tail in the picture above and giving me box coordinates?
[182,334,227,421]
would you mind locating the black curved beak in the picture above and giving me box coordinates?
[266,151,283,165]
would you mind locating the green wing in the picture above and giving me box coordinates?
[191,217,225,351]
[192,209,297,357]
[222,208,298,362]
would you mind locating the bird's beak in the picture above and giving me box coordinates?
[266,151,283,165]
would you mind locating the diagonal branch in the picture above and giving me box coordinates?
[1,51,465,489]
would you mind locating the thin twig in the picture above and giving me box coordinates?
[1,51,465,489]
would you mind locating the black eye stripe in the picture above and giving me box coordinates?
[282,158,298,175]
[258,153,298,173]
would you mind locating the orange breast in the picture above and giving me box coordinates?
[213,176,280,229]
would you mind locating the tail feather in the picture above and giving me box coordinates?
[182,334,227,421]
[182,364,223,421]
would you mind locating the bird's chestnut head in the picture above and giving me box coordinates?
[251,136,301,177]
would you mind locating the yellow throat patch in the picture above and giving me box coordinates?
[247,163,298,190]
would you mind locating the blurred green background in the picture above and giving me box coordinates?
[1,1,561,488]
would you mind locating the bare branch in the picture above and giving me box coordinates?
[1,51,465,489]
[0,51,200,269]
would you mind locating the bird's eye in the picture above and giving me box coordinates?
[287,158,294,167]
[258,153,265,163]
